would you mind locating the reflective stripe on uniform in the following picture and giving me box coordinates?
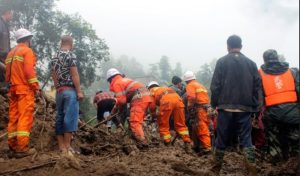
[8,132,17,138]
[195,88,207,93]
[8,131,30,138]
[115,91,126,97]
[115,81,139,97]
[28,77,39,84]
[125,81,138,93]
[5,56,24,64]
[178,131,189,136]
[16,131,30,137]
[163,134,172,140]
[131,91,151,101]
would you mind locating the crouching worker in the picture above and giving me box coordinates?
[107,68,152,146]
[183,71,212,154]
[6,29,39,158]
[147,81,192,153]
[51,35,84,156]
[93,91,123,130]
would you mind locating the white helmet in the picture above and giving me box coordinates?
[15,28,33,42]
[106,68,121,80]
[183,71,196,81]
[147,81,159,88]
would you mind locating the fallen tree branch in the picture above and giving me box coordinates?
[0,160,57,175]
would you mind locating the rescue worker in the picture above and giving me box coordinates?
[107,68,152,145]
[259,49,299,162]
[169,76,188,133]
[147,81,192,152]
[170,76,186,97]
[5,28,39,157]
[0,3,13,90]
[210,35,260,175]
[183,71,212,154]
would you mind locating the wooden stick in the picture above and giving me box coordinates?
[79,116,97,129]
[0,160,56,175]
[93,113,119,128]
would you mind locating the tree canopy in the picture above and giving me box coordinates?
[3,0,110,87]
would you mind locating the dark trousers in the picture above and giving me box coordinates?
[215,110,253,150]
[97,99,117,124]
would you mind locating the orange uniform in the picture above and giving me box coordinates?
[186,80,211,149]
[149,86,191,143]
[109,75,152,141]
[259,69,297,107]
[5,43,39,152]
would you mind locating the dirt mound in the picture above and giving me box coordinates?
[0,93,299,176]
[0,94,8,130]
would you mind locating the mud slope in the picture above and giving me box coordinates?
[0,94,298,176]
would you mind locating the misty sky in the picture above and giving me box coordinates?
[57,0,299,71]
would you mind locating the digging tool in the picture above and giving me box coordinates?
[93,113,119,128]
[79,116,97,129]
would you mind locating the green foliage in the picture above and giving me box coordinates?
[88,55,148,95]
[148,63,160,80]
[79,97,96,121]
[196,59,217,94]
[158,55,172,84]
[6,0,110,87]
[3,0,110,119]
[173,62,183,77]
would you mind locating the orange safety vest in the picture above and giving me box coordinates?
[259,69,297,107]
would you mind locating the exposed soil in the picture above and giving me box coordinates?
[0,94,299,176]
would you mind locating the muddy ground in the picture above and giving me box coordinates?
[0,94,299,176]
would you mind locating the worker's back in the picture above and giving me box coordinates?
[5,44,36,88]
[211,51,260,112]
[186,80,209,105]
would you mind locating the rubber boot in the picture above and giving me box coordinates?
[210,148,225,175]
[200,147,212,156]
[14,148,37,159]
[164,138,171,146]
[243,147,257,176]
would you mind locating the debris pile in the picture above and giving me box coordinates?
[0,93,299,176]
